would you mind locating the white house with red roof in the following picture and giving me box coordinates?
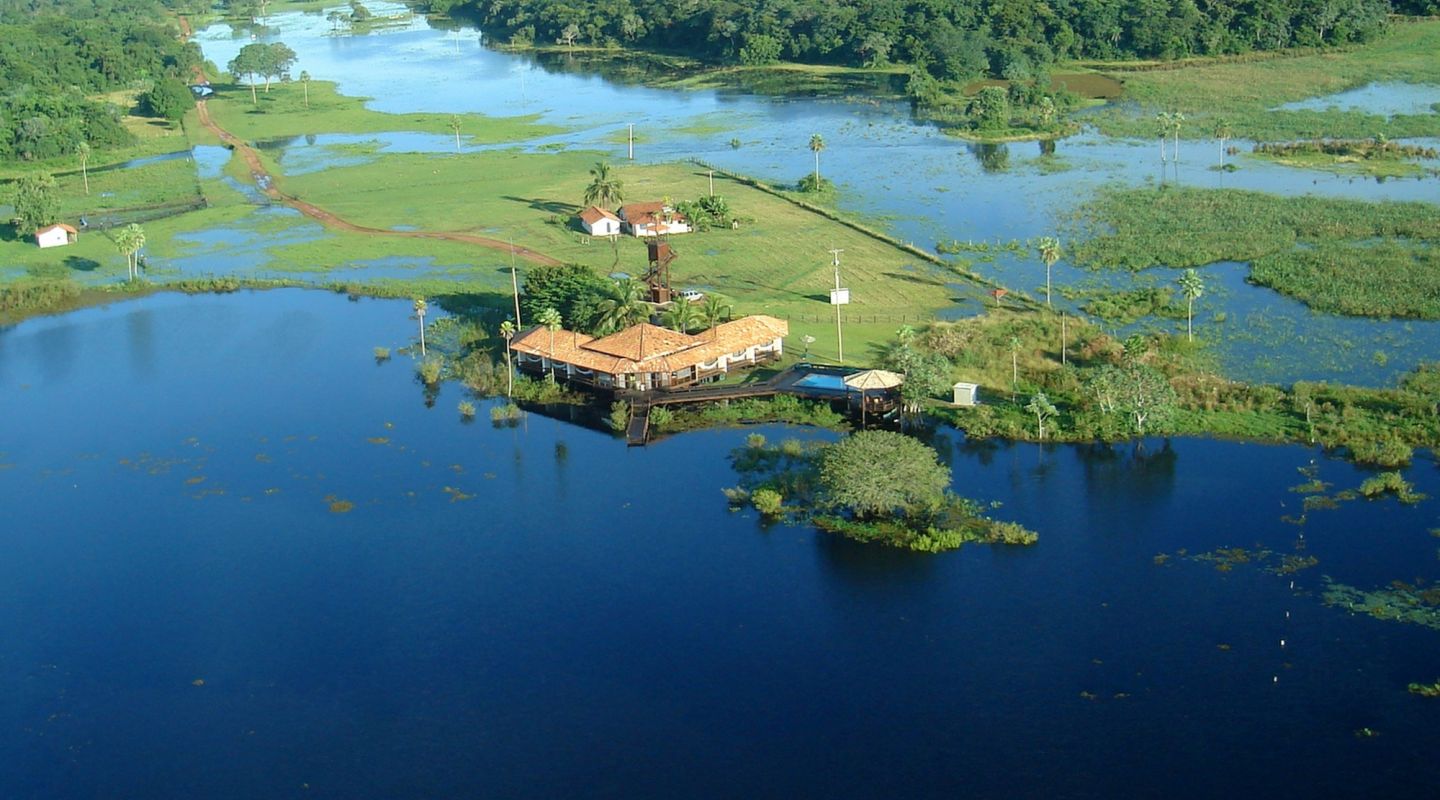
[578,206,622,236]
[35,223,78,248]
[619,201,691,237]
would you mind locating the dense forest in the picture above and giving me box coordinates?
[431,0,1434,81]
[0,0,202,161]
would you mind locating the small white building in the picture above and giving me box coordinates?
[35,223,78,249]
[619,201,691,238]
[953,381,980,407]
[578,206,622,237]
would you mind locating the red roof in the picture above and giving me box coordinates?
[37,223,78,234]
[579,206,620,225]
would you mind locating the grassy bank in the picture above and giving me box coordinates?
[1084,20,1440,141]
[198,79,564,143]
[1070,185,1440,318]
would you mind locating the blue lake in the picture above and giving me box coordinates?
[2,290,1438,797]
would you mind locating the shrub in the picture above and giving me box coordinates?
[609,400,630,432]
[458,401,476,418]
[746,433,767,449]
[373,347,390,362]
[721,486,750,506]
[649,406,674,430]
[417,357,443,385]
[751,488,784,517]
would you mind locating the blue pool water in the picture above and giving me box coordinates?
[792,372,851,394]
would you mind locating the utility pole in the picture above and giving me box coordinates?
[829,248,846,364]
[708,169,714,197]
[510,238,523,328]
[628,123,634,160]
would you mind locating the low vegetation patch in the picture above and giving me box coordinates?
[1071,186,1440,318]
[726,430,1035,553]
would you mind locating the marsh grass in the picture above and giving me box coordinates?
[1071,186,1440,318]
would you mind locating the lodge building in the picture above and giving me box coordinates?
[509,316,788,392]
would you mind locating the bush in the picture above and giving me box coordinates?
[609,400,630,432]
[373,346,390,362]
[458,400,476,418]
[751,488,784,517]
[649,406,674,430]
[417,357,443,385]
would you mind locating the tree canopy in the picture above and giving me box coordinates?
[819,430,952,518]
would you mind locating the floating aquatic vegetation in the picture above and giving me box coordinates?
[366,437,390,445]
[1171,545,1319,577]
[1358,472,1426,504]
[443,486,474,503]
[1354,727,1380,739]
[255,453,272,463]
[1322,577,1440,631]
[1408,680,1440,698]
[184,476,206,486]
[324,494,355,514]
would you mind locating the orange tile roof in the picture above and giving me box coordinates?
[620,201,686,227]
[509,315,788,376]
[37,223,77,234]
[578,206,620,225]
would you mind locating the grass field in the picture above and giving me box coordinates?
[1084,20,1440,141]
[1070,185,1440,318]
[277,150,988,358]
[198,79,564,143]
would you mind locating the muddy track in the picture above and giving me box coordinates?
[192,97,561,267]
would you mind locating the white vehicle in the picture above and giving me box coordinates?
[679,289,704,302]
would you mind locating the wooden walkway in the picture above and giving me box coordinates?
[623,367,857,445]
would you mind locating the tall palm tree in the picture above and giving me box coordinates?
[1154,112,1172,163]
[808,133,825,185]
[1169,111,1185,162]
[1035,236,1062,308]
[413,298,428,355]
[299,70,311,108]
[594,279,647,334]
[663,299,698,333]
[1214,118,1233,168]
[448,115,462,154]
[76,141,91,195]
[700,295,729,338]
[498,319,516,397]
[583,161,624,210]
[116,224,146,280]
[1178,269,1204,342]
[536,306,562,380]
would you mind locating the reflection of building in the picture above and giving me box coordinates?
[578,206,622,236]
[619,201,691,237]
[510,316,787,391]
[35,223,78,248]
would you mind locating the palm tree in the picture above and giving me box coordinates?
[1035,236,1062,308]
[536,306,562,380]
[700,295,729,338]
[583,161,624,210]
[413,298,428,355]
[663,298,698,333]
[593,279,647,334]
[1178,269,1204,342]
[1214,118,1233,168]
[498,319,516,397]
[115,224,146,281]
[1154,112,1172,163]
[449,115,462,154]
[76,141,91,195]
[1170,111,1185,162]
[299,70,311,108]
[808,133,825,185]
[1009,335,1021,400]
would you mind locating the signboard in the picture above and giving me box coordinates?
[829,288,850,306]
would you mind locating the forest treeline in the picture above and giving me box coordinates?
[0,0,203,161]
[430,0,1436,81]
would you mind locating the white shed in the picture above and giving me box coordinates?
[35,223,78,249]
[579,206,622,237]
[952,381,980,406]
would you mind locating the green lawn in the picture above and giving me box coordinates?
[279,151,988,356]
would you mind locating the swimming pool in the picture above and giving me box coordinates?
[792,372,851,395]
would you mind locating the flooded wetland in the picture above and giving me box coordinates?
[3,2,1440,798]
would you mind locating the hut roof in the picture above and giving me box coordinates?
[578,206,620,225]
[509,315,788,376]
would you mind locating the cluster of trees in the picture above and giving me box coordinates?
[227,42,298,103]
[0,0,202,160]
[434,0,1398,83]
[521,262,731,339]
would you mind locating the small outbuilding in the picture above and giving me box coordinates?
[35,223,78,249]
[952,381,980,406]
[579,206,622,237]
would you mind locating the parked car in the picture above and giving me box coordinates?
[679,289,704,302]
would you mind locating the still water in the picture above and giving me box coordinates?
[2,290,1437,797]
